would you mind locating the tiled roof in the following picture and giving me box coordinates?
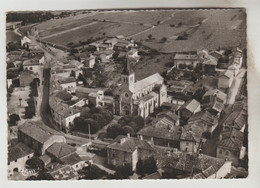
[188,111,218,126]
[137,93,154,102]
[18,121,63,144]
[184,123,204,143]
[210,100,225,112]
[179,99,200,113]
[8,143,34,163]
[23,59,39,66]
[222,70,234,79]
[47,164,78,180]
[224,110,247,130]
[137,126,182,141]
[107,136,154,153]
[94,49,114,56]
[180,127,196,142]
[58,77,76,84]
[76,86,103,95]
[49,95,80,118]
[203,89,227,103]
[217,128,244,151]
[130,73,163,93]
[157,111,179,122]
[60,152,82,165]
[46,143,76,159]
[55,91,72,101]
[159,153,226,174]
[174,54,198,60]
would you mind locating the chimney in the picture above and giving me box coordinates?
[140,135,143,140]
[120,138,126,144]
[219,134,222,141]
[127,133,130,138]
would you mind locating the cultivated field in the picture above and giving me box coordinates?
[36,9,246,52]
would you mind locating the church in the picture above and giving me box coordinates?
[114,60,167,118]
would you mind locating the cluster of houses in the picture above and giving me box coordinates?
[74,35,140,68]
[8,120,91,179]
[7,36,45,89]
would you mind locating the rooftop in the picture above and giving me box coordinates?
[179,99,200,113]
[46,164,78,180]
[222,70,234,79]
[107,135,154,153]
[174,54,198,60]
[58,77,76,84]
[46,142,76,159]
[188,111,218,126]
[23,59,39,66]
[8,143,34,163]
[203,89,227,102]
[137,126,182,141]
[130,73,163,93]
[18,120,63,144]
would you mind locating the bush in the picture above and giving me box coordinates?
[83,164,108,179]
[114,163,133,179]
[9,113,20,126]
[187,64,193,70]
[178,64,186,69]
[136,157,157,175]
[122,126,135,136]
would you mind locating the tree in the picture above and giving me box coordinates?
[83,164,108,180]
[9,113,20,126]
[133,116,145,131]
[114,163,133,179]
[85,118,100,134]
[107,124,124,139]
[80,107,92,119]
[74,116,85,128]
[92,113,106,127]
[136,157,157,175]
[25,106,35,119]
[122,126,135,136]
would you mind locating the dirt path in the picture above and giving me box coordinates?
[41,21,98,40]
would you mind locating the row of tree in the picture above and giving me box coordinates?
[73,107,113,134]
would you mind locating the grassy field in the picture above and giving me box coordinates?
[6,31,20,44]
[36,9,246,52]
[44,22,150,46]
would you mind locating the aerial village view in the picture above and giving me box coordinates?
[6,8,248,180]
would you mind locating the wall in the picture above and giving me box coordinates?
[215,161,232,178]
[24,65,39,74]
[8,153,34,177]
[61,82,76,93]
[216,147,239,166]
[218,76,232,89]
[107,148,134,169]
[180,140,196,153]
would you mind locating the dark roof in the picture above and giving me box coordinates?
[159,153,226,174]
[188,111,218,126]
[58,77,76,84]
[46,143,76,159]
[179,99,200,113]
[143,171,162,179]
[224,110,247,130]
[61,152,82,165]
[157,111,179,122]
[107,136,154,153]
[217,128,244,151]
[18,121,63,144]
[137,126,182,141]
[55,91,72,101]
[8,143,34,163]
[180,127,196,142]
[203,89,227,102]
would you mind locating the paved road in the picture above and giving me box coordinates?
[227,68,246,104]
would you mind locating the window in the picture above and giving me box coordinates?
[27,156,30,159]
[186,142,189,146]
[112,153,115,158]
[30,67,33,70]
[15,160,17,163]
[225,151,229,156]
[76,165,78,168]
[8,162,10,165]
[125,93,129,98]
[219,149,222,155]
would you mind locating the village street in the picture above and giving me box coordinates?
[227,68,246,104]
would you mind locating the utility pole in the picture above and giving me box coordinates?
[88,124,92,143]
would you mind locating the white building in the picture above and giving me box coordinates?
[23,59,40,74]
[58,77,77,93]
[8,143,34,177]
